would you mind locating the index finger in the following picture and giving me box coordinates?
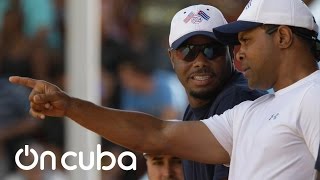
[9,76,37,89]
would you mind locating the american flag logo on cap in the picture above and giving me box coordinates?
[183,10,210,23]
[184,12,195,23]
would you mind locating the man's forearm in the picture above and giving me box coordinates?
[66,97,167,153]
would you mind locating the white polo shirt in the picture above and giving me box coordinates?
[202,70,320,180]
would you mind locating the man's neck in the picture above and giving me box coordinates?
[188,97,212,109]
[273,58,319,91]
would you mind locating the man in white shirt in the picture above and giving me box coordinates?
[202,0,320,179]
[9,0,320,179]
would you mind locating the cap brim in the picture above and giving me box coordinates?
[171,31,217,49]
[213,21,262,45]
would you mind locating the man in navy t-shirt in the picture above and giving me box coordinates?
[168,4,266,180]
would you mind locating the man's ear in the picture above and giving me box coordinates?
[168,49,175,70]
[277,26,293,49]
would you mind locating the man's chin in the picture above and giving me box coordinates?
[189,90,217,100]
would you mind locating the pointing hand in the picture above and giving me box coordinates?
[9,76,71,119]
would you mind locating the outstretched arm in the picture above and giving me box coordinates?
[9,76,230,164]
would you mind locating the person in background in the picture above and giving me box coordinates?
[142,153,184,180]
[118,52,186,120]
[0,77,39,177]
[140,121,185,180]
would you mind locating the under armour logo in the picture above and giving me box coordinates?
[269,113,279,120]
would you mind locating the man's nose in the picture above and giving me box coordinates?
[193,52,210,67]
[161,165,177,180]
[236,48,245,62]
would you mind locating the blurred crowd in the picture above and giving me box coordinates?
[0,0,318,180]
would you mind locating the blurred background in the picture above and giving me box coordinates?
[0,0,319,180]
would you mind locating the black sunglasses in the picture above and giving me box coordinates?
[170,44,226,62]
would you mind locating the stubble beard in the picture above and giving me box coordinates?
[189,86,220,100]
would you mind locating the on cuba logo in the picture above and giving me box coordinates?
[15,144,136,171]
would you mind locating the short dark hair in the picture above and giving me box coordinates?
[289,26,320,62]
[263,24,320,62]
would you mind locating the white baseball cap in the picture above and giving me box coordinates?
[169,4,227,49]
[212,0,319,45]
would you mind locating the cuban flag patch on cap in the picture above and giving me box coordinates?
[198,10,210,20]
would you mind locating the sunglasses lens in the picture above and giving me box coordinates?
[175,44,225,62]
[203,47,214,59]
[177,46,197,62]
